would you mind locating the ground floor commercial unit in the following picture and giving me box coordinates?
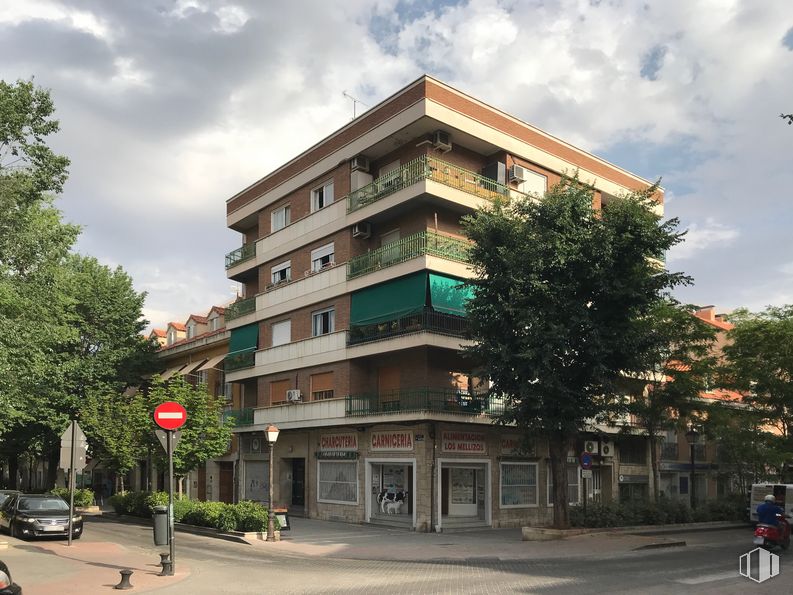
[234,421,651,531]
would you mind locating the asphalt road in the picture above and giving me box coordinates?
[8,518,793,594]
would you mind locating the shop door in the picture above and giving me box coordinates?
[291,459,305,506]
[198,465,207,501]
[219,462,234,503]
[449,467,477,516]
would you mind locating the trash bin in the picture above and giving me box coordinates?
[153,505,169,546]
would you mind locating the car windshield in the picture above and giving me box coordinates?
[18,497,69,511]
[0,494,13,506]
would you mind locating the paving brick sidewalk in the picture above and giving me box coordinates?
[0,539,188,594]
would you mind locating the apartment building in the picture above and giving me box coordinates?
[222,76,662,530]
[146,305,240,502]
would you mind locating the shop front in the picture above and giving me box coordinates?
[436,430,491,531]
[365,429,416,528]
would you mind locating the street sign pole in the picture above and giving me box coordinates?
[67,419,76,547]
[168,429,175,576]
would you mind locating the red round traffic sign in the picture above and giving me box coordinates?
[154,401,187,430]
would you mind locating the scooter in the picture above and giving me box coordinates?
[754,513,792,550]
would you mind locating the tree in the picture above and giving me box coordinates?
[462,176,689,528]
[147,377,234,492]
[625,300,717,501]
[721,306,793,480]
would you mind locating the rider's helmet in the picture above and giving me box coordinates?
[764,494,776,502]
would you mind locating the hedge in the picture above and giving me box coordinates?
[107,491,278,532]
[50,487,95,508]
[569,495,746,528]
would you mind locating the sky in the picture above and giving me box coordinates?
[1,0,792,331]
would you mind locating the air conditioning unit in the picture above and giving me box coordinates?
[601,438,614,457]
[509,164,527,182]
[352,221,372,239]
[350,155,370,172]
[432,130,452,151]
[286,389,302,403]
[584,440,599,455]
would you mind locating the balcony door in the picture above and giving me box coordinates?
[378,366,400,410]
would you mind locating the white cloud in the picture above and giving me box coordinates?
[668,219,740,261]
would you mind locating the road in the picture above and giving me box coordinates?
[4,517,793,593]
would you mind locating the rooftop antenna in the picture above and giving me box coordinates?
[342,90,369,120]
[230,283,241,299]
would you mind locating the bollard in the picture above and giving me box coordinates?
[159,559,173,576]
[114,569,134,590]
[159,552,171,566]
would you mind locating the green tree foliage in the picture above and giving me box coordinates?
[462,176,689,528]
[704,402,787,493]
[625,300,717,500]
[721,306,793,479]
[146,377,234,482]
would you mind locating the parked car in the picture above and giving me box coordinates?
[0,559,22,595]
[0,494,82,540]
[0,492,20,509]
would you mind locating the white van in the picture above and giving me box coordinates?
[750,483,793,522]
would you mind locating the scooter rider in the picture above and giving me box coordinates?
[757,494,785,526]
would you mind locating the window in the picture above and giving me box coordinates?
[270,379,291,404]
[271,205,291,232]
[318,461,358,504]
[311,180,334,212]
[195,369,209,386]
[271,261,291,285]
[224,381,233,401]
[271,320,291,347]
[167,330,176,345]
[311,243,335,272]
[500,463,538,507]
[311,372,334,400]
[547,464,580,506]
[619,438,648,465]
[186,324,195,339]
[312,308,335,336]
[518,169,548,196]
[209,316,219,331]
[380,229,401,264]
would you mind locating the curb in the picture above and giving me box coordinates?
[88,512,254,544]
[632,540,687,550]
[523,520,749,540]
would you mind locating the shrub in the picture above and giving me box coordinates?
[182,501,227,528]
[570,496,744,528]
[50,487,95,508]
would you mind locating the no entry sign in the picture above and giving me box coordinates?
[154,401,187,430]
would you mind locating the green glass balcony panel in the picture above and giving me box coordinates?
[344,387,501,417]
[222,408,254,426]
[347,230,470,280]
[225,348,255,371]
[225,296,256,321]
[225,243,255,269]
[349,271,427,326]
[346,155,521,214]
[428,273,473,316]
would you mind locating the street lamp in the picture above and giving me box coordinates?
[685,424,699,509]
[265,424,280,542]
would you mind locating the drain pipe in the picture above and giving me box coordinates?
[430,422,437,533]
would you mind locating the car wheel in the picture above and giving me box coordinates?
[72,533,81,540]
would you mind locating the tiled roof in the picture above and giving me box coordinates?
[694,307,734,331]
[158,326,228,352]
[168,322,187,331]
[149,329,166,338]
[188,315,209,324]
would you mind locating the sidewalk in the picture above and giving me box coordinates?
[0,538,189,595]
[246,516,693,562]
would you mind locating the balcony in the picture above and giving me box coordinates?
[226,348,255,371]
[222,408,254,426]
[225,296,256,321]
[347,308,468,346]
[225,243,255,269]
[660,442,679,460]
[347,155,520,213]
[345,388,503,417]
[347,230,470,280]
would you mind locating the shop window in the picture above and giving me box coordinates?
[500,462,538,507]
[312,308,335,336]
[311,180,334,212]
[318,461,358,504]
[271,260,291,285]
[547,464,580,506]
[271,205,291,232]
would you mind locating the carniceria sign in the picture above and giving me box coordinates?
[370,430,414,451]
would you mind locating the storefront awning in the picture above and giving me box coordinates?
[428,273,473,316]
[159,365,185,381]
[177,360,207,376]
[350,272,427,325]
[229,323,259,354]
[197,354,226,371]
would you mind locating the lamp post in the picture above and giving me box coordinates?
[685,424,699,509]
[265,424,280,542]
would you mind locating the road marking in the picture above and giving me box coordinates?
[675,571,736,584]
